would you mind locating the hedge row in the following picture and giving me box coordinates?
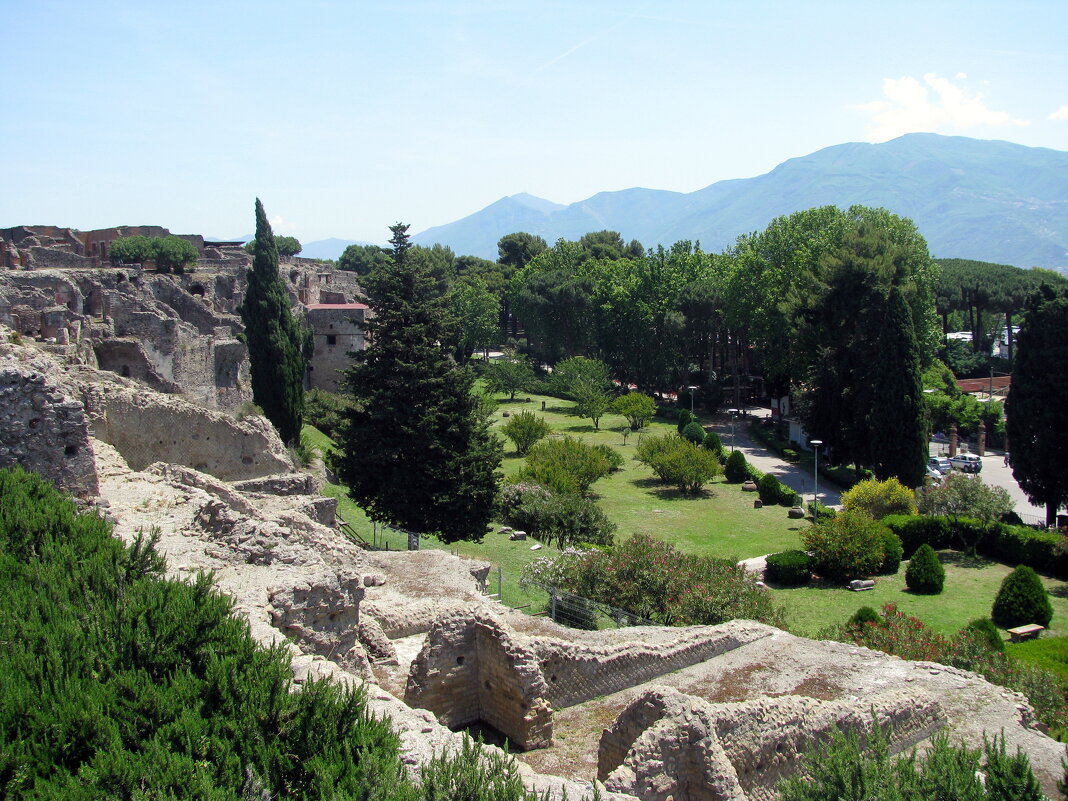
[883,514,1068,577]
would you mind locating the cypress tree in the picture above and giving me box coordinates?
[333,223,502,543]
[1006,285,1068,526]
[239,199,307,444]
[865,286,928,487]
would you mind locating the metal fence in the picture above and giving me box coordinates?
[531,583,655,631]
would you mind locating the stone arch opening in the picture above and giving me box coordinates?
[189,283,206,297]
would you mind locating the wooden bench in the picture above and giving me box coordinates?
[1007,624,1044,643]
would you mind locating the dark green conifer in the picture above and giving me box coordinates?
[905,543,945,594]
[333,223,502,543]
[239,199,307,444]
[992,565,1053,628]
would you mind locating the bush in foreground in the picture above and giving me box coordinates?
[992,565,1053,629]
[904,543,945,594]
[0,466,547,800]
[778,721,1043,801]
[765,550,811,586]
[823,602,1068,734]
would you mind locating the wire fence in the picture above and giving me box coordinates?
[528,583,655,631]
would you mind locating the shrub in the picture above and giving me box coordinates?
[782,448,799,462]
[724,449,749,483]
[841,477,917,519]
[878,530,903,574]
[916,471,1013,522]
[992,565,1053,628]
[757,473,784,505]
[676,408,693,433]
[499,410,552,455]
[778,723,1044,801]
[848,606,882,627]
[510,491,616,549]
[905,543,945,594]
[0,466,551,801]
[882,514,952,557]
[235,400,265,420]
[521,534,785,629]
[963,617,1005,654]
[681,420,706,445]
[765,550,811,586]
[801,509,887,581]
[824,603,1068,734]
[593,443,625,472]
[520,435,612,494]
[303,388,355,440]
[702,430,723,455]
[635,433,721,493]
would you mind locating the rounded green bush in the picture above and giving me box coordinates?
[676,408,693,434]
[682,421,706,445]
[757,473,784,504]
[878,530,904,575]
[848,606,881,627]
[905,543,945,594]
[961,617,1005,653]
[765,550,811,586]
[992,565,1053,629]
[724,450,749,483]
[702,430,723,454]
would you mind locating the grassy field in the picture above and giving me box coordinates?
[303,391,1068,638]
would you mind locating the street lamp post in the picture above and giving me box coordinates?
[728,408,739,453]
[687,385,699,414]
[810,439,823,522]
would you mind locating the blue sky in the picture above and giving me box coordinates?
[3,1,1066,246]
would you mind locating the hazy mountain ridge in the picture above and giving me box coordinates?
[410,134,1068,268]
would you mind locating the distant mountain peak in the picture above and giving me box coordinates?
[409,134,1068,268]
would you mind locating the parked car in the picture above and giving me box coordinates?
[928,456,952,473]
[926,467,944,485]
[949,453,982,473]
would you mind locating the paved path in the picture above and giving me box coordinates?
[707,409,842,508]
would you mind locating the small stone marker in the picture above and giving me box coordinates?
[529,543,542,551]
[753,499,762,508]
[849,579,875,591]
[509,530,527,541]
[499,526,513,535]
[742,481,758,492]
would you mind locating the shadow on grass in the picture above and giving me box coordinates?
[938,550,995,570]
[562,424,599,433]
[495,397,534,405]
[1048,584,1068,600]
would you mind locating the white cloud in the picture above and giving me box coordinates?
[269,214,298,233]
[956,72,968,80]
[856,73,1029,142]
[1050,105,1068,120]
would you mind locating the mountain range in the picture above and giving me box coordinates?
[399,133,1068,269]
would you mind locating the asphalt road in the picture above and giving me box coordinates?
[929,441,1050,524]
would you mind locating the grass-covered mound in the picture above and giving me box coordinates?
[0,466,543,800]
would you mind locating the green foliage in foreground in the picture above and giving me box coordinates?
[778,720,1043,801]
[822,602,1068,734]
[0,466,547,800]
[519,435,613,494]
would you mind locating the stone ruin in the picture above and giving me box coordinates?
[2,326,1067,800]
[0,224,365,410]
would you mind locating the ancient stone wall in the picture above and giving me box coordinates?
[0,340,97,496]
[598,687,946,801]
[405,612,554,750]
[535,623,773,710]
[89,383,294,480]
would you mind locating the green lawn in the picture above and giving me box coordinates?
[303,392,1068,638]
[778,550,1068,639]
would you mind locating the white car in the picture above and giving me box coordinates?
[928,456,952,474]
[949,453,982,474]
[926,467,944,484]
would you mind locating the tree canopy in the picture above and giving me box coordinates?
[1006,284,1068,525]
[332,223,501,543]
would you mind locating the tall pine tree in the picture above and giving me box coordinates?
[1006,285,1068,526]
[333,223,501,543]
[239,199,307,444]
